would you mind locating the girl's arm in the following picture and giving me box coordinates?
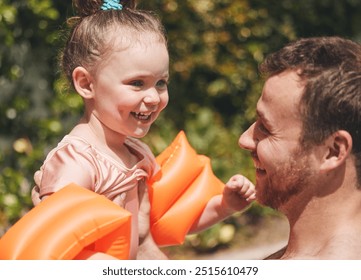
[189,174,256,233]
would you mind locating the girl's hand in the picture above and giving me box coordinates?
[222,174,256,212]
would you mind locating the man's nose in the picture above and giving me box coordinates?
[238,123,257,151]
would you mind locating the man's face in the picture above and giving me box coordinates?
[239,70,317,211]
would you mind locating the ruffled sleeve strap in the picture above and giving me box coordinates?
[32,139,99,204]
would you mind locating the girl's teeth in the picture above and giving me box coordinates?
[133,112,151,120]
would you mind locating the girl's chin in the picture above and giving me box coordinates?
[130,128,151,138]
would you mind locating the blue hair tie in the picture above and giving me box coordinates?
[101,0,123,11]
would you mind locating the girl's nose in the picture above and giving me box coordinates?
[144,88,160,104]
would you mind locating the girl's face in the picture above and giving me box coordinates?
[88,35,169,139]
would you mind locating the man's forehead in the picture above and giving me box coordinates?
[257,71,304,121]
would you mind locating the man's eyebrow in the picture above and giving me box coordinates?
[256,109,265,120]
[256,109,271,126]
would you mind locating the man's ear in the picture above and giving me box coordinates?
[320,130,353,172]
[72,66,94,99]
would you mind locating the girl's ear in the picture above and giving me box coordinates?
[72,66,94,99]
[320,130,353,172]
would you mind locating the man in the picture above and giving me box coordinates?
[239,36,361,259]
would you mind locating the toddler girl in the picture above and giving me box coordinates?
[32,0,256,259]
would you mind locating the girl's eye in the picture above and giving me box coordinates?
[130,80,144,87]
[156,79,168,89]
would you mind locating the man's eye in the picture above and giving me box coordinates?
[257,121,269,135]
[130,80,144,87]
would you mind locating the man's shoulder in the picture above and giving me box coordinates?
[264,246,287,260]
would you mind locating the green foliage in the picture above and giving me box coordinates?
[1,0,361,253]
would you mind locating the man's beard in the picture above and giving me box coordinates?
[256,149,315,211]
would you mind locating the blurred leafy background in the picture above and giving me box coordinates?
[1,0,361,258]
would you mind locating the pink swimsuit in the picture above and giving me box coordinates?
[32,135,159,259]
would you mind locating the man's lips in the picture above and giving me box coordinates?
[251,152,266,173]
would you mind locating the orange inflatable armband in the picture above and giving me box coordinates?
[0,184,131,260]
[0,131,225,258]
[148,131,225,246]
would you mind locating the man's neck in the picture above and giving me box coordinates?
[281,184,361,259]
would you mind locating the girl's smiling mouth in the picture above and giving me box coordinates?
[131,111,152,121]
